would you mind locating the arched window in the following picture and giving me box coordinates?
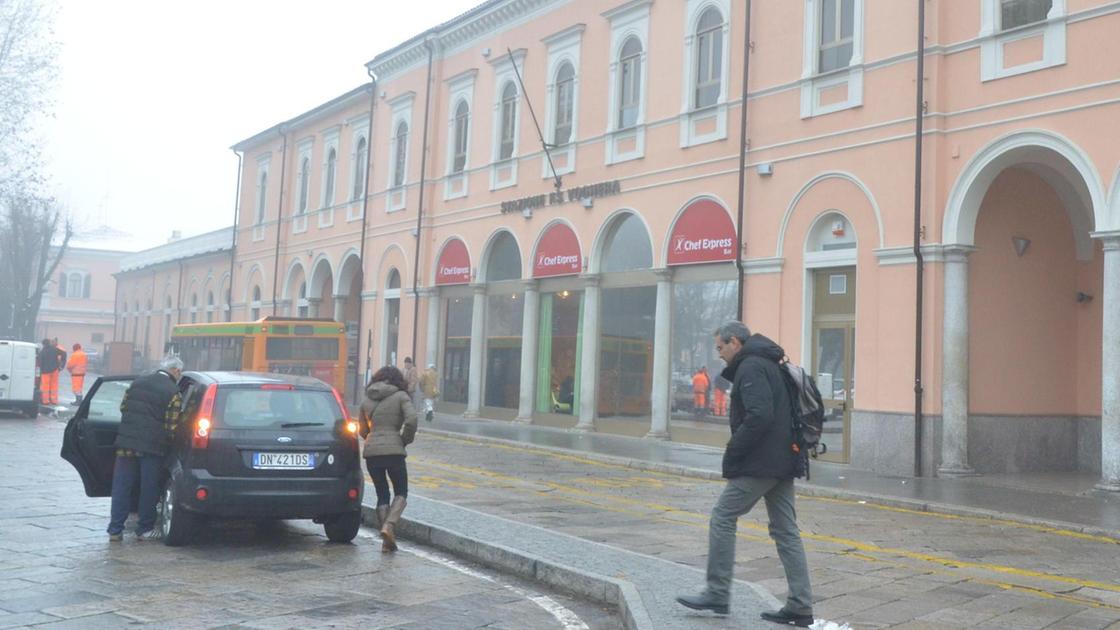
[251,286,262,320]
[132,302,140,344]
[484,232,522,282]
[256,172,267,224]
[618,37,643,128]
[298,282,308,318]
[499,82,518,160]
[206,291,214,323]
[164,296,172,344]
[83,275,91,298]
[59,273,67,297]
[393,122,408,188]
[387,268,401,290]
[225,288,232,322]
[694,8,723,108]
[352,137,367,201]
[324,148,336,207]
[602,214,653,273]
[190,293,198,324]
[452,101,469,173]
[553,62,575,146]
[298,157,310,214]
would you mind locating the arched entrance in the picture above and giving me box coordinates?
[381,268,401,367]
[941,131,1109,482]
[433,238,472,408]
[307,256,335,319]
[337,251,363,400]
[479,231,524,412]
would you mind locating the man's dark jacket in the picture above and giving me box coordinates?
[115,370,179,456]
[720,334,798,480]
[39,346,61,373]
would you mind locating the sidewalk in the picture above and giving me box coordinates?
[422,413,1120,540]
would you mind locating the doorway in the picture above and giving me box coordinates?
[812,267,855,463]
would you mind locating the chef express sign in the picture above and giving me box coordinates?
[666,199,737,266]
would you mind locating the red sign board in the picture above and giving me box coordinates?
[533,223,582,278]
[666,199,736,266]
[435,239,471,285]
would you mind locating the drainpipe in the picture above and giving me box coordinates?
[411,38,436,362]
[228,150,243,321]
[176,261,184,324]
[355,71,377,402]
[271,127,289,314]
[912,0,927,477]
[734,0,753,322]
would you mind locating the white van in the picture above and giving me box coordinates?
[0,340,39,417]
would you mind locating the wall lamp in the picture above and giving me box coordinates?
[1012,236,1031,257]
[1076,292,1094,304]
[580,197,593,209]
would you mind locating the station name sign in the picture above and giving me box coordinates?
[500,179,622,214]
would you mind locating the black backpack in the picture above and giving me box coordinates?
[779,359,827,479]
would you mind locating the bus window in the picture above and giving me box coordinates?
[266,338,339,361]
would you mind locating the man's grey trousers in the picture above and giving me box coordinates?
[706,476,813,614]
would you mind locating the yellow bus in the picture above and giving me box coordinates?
[168,318,348,394]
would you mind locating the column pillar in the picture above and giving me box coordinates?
[647,268,673,439]
[575,274,601,432]
[939,245,978,477]
[517,280,540,423]
[1096,234,1120,491]
[333,295,347,323]
[424,288,441,369]
[307,298,321,318]
[465,283,486,418]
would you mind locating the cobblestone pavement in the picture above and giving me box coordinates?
[0,413,621,629]
[405,431,1120,629]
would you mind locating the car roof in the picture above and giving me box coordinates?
[183,371,333,390]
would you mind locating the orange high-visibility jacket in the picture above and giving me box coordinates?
[692,371,710,394]
[66,350,88,376]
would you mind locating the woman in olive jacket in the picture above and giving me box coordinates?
[359,366,418,552]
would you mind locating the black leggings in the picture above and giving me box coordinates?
[365,457,408,506]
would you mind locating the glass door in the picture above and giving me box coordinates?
[812,267,856,463]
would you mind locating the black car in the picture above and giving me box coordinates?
[61,371,364,546]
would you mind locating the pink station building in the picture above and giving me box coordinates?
[113,0,1120,490]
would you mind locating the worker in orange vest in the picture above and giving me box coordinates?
[713,384,729,417]
[38,339,62,406]
[66,343,88,405]
[692,367,710,417]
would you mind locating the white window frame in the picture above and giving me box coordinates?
[488,49,525,191]
[604,0,651,165]
[385,93,414,213]
[543,24,584,179]
[680,0,730,147]
[443,69,477,201]
[319,128,340,229]
[293,139,313,233]
[253,154,270,242]
[348,128,368,222]
[800,0,865,119]
[979,0,1065,82]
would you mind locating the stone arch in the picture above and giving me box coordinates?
[430,236,473,285]
[243,263,265,305]
[479,228,523,282]
[777,171,885,258]
[281,259,307,301]
[589,208,654,274]
[943,129,1104,260]
[661,194,735,267]
[336,248,362,295]
[376,244,410,290]
[530,218,584,271]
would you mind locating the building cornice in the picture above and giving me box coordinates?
[231,84,373,152]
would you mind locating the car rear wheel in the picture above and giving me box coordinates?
[22,402,38,418]
[323,511,361,543]
[161,483,198,546]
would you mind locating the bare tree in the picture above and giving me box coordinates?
[0,193,72,340]
[0,0,58,193]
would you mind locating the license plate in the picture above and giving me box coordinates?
[252,452,315,470]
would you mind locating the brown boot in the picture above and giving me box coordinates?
[375,505,389,530]
[380,496,407,552]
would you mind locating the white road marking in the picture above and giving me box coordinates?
[356,530,591,630]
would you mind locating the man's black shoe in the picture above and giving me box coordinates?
[760,609,814,627]
[675,593,729,615]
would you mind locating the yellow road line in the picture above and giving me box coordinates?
[426,432,1120,546]
[410,456,1120,600]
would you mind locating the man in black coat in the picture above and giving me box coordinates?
[107,356,184,541]
[677,321,814,627]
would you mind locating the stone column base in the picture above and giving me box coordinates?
[572,423,596,433]
[644,431,670,440]
[463,410,480,419]
[1094,480,1120,492]
[514,415,533,424]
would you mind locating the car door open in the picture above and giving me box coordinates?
[60,376,134,497]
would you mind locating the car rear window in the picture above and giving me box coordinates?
[88,380,131,424]
[214,387,342,429]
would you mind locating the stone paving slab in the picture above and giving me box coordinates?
[382,493,784,630]
[422,416,1120,540]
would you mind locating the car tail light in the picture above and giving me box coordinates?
[196,488,209,501]
[192,384,218,449]
[331,387,350,421]
[347,488,359,500]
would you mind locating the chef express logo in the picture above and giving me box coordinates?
[439,265,469,277]
[537,254,580,268]
[673,236,734,254]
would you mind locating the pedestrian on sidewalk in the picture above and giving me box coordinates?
[359,366,417,552]
[66,343,88,405]
[692,366,710,417]
[677,321,814,627]
[419,362,439,422]
[37,339,62,406]
[107,356,184,541]
[402,356,419,406]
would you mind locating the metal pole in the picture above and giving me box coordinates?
[228,151,243,322]
[734,0,752,322]
[271,128,289,315]
[354,73,377,402]
[411,39,435,363]
[913,0,927,477]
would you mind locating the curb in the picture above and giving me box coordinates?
[419,426,1120,543]
[360,504,655,630]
